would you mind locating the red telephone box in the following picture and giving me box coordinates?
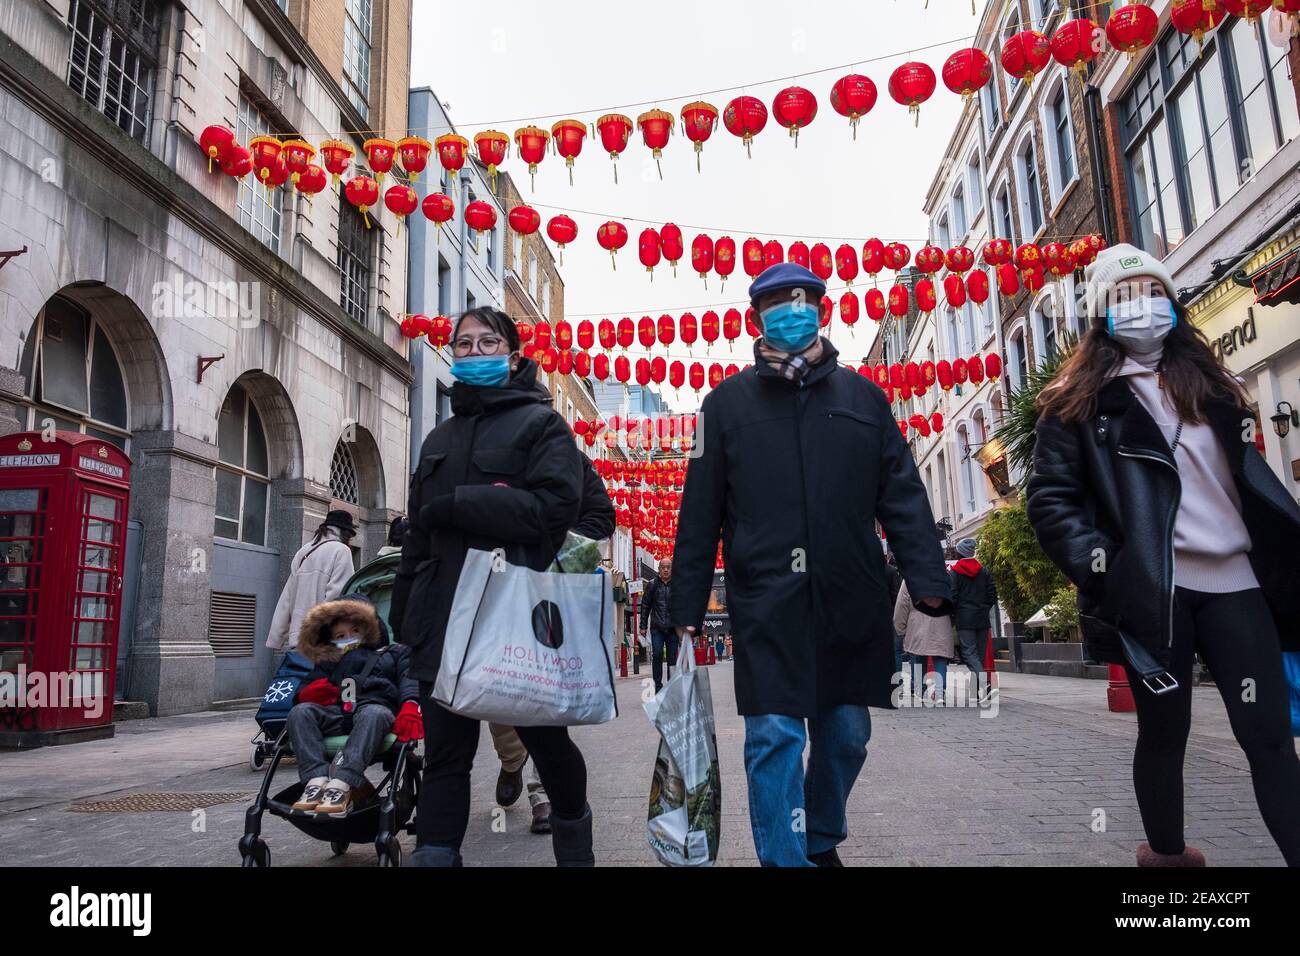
[0,432,131,747]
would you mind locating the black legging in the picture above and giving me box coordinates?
[1124,587,1300,865]
[415,682,588,851]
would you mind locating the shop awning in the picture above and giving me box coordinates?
[1247,249,1300,307]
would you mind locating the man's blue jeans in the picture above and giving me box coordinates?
[742,705,872,866]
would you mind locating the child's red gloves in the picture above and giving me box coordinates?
[298,678,340,707]
[393,701,424,742]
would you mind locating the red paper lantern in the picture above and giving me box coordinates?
[509,204,541,236]
[550,119,587,185]
[722,308,742,341]
[399,314,430,339]
[1051,19,1103,76]
[669,360,686,390]
[516,321,535,344]
[700,310,720,345]
[660,223,684,276]
[1170,0,1227,48]
[513,125,550,190]
[616,317,635,349]
[597,319,616,350]
[1042,242,1075,278]
[691,234,714,285]
[594,353,610,381]
[465,200,497,236]
[546,215,577,264]
[597,220,629,269]
[344,175,380,227]
[198,125,236,172]
[708,364,725,390]
[1223,0,1274,22]
[883,242,911,272]
[997,263,1021,296]
[942,48,993,98]
[657,314,675,347]
[638,228,662,278]
[1001,31,1052,87]
[967,355,986,385]
[953,358,969,385]
[788,241,811,269]
[650,356,667,385]
[840,292,859,328]
[967,269,990,305]
[930,413,945,434]
[1022,265,1047,293]
[558,350,574,376]
[937,360,954,391]
[680,312,698,349]
[638,316,657,349]
[279,139,315,187]
[534,321,552,349]
[554,321,573,350]
[905,362,921,388]
[983,238,1013,266]
[248,135,283,185]
[689,362,705,392]
[944,274,968,309]
[615,355,631,384]
[763,240,785,272]
[829,74,877,139]
[819,295,833,328]
[1071,233,1106,269]
[915,245,945,274]
[714,236,736,285]
[865,288,886,322]
[362,137,396,184]
[422,193,455,242]
[1014,242,1042,271]
[888,62,937,125]
[595,113,634,183]
[384,184,418,235]
[1106,4,1160,56]
[984,353,1003,380]
[742,237,765,278]
[915,279,937,313]
[836,244,860,285]
[873,363,889,388]
[637,109,675,179]
[680,101,719,172]
[473,130,509,189]
[946,246,975,273]
[434,133,469,181]
[745,308,760,339]
[575,320,595,351]
[295,163,328,198]
[888,284,909,318]
[810,243,834,282]
[319,139,353,186]
[723,95,768,158]
[427,315,453,349]
[862,238,886,281]
[922,361,937,388]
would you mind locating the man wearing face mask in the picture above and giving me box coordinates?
[1028,244,1300,867]
[667,263,954,867]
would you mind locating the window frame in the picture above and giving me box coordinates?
[235,93,285,256]
[65,0,159,144]
[213,383,271,546]
[337,200,373,329]
[342,0,373,120]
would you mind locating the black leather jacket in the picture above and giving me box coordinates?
[1026,379,1300,669]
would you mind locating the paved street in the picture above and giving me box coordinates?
[0,666,1289,867]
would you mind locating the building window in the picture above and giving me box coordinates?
[1122,18,1300,261]
[65,0,159,143]
[540,272,550,316]
[338,202,371,327]
[437,257,452,317]
[963,301,978,352]
[1034,302,1058,367]
[966,152,984,219]
[329,439,359,506]
[994,180,1016,244]
[1015,134,1044,237]
[20,296,130,450]
[1008,327,1028,391]
[214,383,270,545]
[981,71,1001,136]
[343,0,372,119]
[945,308,962,357]
[236,95,284,255]
[511,232,522,272]
[951,185,967,238]
[1047,78,1077,198]
[935,215,951,251]
[958,425,976,515]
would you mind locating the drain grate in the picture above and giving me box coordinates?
[67,792,252,813]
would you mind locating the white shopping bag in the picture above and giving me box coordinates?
[645,637,721,866]
[432,548,617,726]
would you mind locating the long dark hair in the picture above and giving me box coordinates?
[1037,308,1248,425]
[453,307,520,352]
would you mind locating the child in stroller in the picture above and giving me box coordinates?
[287,593,423,816]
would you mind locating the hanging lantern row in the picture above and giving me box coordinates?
[197,4,1290,194]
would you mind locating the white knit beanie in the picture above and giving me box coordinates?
[1083,243,1183,324]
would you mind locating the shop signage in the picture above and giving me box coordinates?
[1209,310,1258,361]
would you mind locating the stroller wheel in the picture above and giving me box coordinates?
[330,840,349,856]
[241,839,270,868]
[377,839,402,868]
[250,746,267,772]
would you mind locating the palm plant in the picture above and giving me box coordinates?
[993,332,1076,489]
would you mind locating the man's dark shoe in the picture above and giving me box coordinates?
[808,848,844,867]
[496,766,524,807]
[531,801,552,834]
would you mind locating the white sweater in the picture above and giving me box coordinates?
[1117,358,1257,593]
[265,529,357,649]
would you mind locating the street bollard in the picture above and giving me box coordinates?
[619,643,628,679]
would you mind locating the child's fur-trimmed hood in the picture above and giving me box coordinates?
[297,597,383,665]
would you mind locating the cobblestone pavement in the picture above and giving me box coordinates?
[0,665,1289,867]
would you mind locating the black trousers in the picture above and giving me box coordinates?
[650,627,680,692]
[415,682,587,851]
[1124,587,1300,865]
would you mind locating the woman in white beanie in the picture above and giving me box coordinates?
[1026,244,1300,867]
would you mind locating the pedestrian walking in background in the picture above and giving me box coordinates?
[641,558,677,693]
[949,537,998,699]
[894,578,955,705]
[1027,244,1300,867]
[377,515,408,557]
[391,307,596,867]
[668,263,953,867]
[266,510,357,651]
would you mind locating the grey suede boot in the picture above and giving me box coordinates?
[410,845,463,867]
[1136,843,1206,867]
[549,804,595,867]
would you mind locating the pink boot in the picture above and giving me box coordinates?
[1136,843,1206,867]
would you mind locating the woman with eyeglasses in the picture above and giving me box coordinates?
[390,307,594,867]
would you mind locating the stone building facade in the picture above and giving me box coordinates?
[0,0,412,716]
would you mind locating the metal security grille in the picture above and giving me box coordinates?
[207,592,257,658]
[337,203,370,327]
[330,441,359,505]
[65,0,159,143]
[68,792,252,813]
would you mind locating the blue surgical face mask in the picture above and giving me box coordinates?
[759,300,819,353]
[451,355,512,387]
[1106,295,1177,350]
[332,633,362,652]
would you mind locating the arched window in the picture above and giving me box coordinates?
[214,382,270,545]
[330,439,359,506]
[20,295,130,449]
[1008,326,1029,391]
[958,424,977,516]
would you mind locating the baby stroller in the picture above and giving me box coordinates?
[240,556,419,866]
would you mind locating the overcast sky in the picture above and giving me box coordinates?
[410,0,989,410]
